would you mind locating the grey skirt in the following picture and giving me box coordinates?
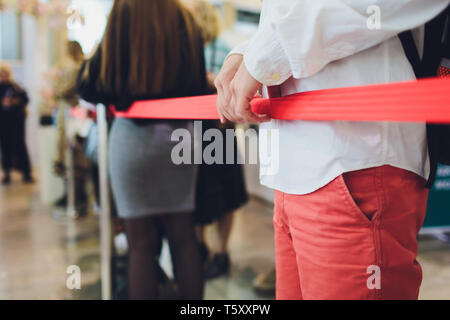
[108,118,198,219]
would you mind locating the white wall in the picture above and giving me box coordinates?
[21,15,40,167]
[68,0,113,55]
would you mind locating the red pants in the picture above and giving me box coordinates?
[274,165,429,300]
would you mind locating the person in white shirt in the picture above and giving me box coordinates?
[215,0,450,300]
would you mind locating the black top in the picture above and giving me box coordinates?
[0,82,29,120]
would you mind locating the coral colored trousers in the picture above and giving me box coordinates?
[273,165,429,300]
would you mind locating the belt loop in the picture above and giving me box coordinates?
[267,85,282,98]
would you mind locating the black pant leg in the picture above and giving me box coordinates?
[0,128,13,173]
[14,117,31,178]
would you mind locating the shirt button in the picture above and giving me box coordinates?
[271,73,281,82]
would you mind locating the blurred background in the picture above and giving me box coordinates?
[0,0,449,300]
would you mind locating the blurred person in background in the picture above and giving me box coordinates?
[53,40,91,217]
[77,0,207,300]
[0,63,33,185]
[188,0,248,280]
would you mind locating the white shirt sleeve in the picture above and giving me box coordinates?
[244,0,450,86]
[227,40,249,57]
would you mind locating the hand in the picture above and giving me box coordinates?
[215,54,243,123]
[206,71,216,87]
[228,62,270,124]
[215,55,270,124]
[2,97,12,108]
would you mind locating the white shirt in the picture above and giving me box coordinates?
[230,0,450,195]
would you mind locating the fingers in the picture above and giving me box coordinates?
[254,90,263,98]
[257,114,271,123]
[215,77,234,123]
[215,55,244,124]
[229,93,246,124]
[231,89,270,124]
[214,80,226,123]
[215,56,271,124]
[228,73,269,124]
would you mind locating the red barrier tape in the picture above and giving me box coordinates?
[114,77,450,123]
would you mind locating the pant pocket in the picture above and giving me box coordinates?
[338,173,379,225]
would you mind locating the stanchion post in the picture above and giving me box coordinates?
[97,103,112,300]
[65,111,77,219]
[66,142,77,219]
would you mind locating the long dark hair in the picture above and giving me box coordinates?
[97,0,205,98]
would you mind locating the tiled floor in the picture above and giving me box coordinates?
[0,174,101,300]
[0,173,450,299]
[203,199,275,300]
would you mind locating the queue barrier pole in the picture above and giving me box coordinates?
[66,137,77,219]
[64,107,77,219]
[97,103,113,300]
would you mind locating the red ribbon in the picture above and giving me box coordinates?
[114,77,450,123]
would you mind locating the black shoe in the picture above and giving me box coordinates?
[2,175,11,185]
[204,253,230,280]
[73,203,89,219]
[23,176,35,184]
[253,269,276,297]
[55,195,67,207]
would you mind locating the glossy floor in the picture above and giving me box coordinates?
[0,174,449,299]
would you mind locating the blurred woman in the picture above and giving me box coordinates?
[188,0,248,279]
[53,41,90,216]
[78,0,207,299]
[54,40,86,177]
[0,63,32,184]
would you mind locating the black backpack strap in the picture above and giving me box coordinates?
[421,6,448,77]
[399,6,449,79]
[399,7,449,188]
[444,6,450,59]
[399,30,422,77]
[398,30,437,187]
[424,7,449,188]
